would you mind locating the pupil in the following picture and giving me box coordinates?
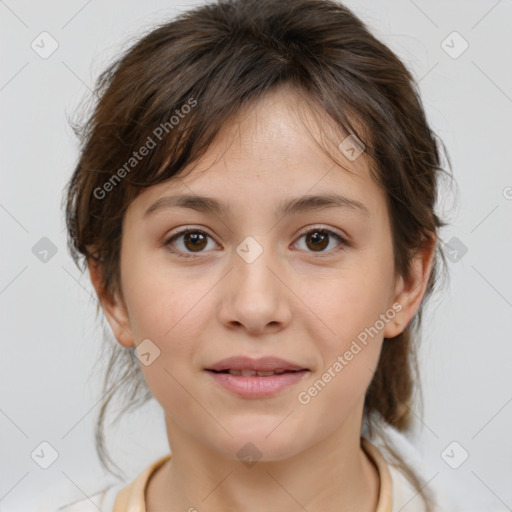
[185,232,207,251]
[307,231,328,251]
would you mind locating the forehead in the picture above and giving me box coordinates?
[127,87,384,220]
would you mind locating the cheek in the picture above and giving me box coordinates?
[129,291,207,419]
[121,249,209,340]
[307,267,394,353]
[293,332,383,449]
[297,280,386,419]
[299,260,393,411]
[123,262,221,371]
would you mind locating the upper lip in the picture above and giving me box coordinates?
[206,356,308,372]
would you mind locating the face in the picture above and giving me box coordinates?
[93,86,428,462]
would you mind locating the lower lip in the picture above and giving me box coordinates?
[205,370,310,398]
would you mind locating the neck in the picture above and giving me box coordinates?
[146,410,380,512]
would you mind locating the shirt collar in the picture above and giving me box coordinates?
[113,437,392,511]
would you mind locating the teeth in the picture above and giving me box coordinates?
[226,369,291,376]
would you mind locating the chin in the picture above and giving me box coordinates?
[214,428,305,463]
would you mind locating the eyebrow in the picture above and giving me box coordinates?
[143,193,370,219]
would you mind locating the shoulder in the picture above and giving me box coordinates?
[388,464,459,512]
[35,454,172,512]
[387,463,429,512]
[33,478,125,512]
[365,425,457,512]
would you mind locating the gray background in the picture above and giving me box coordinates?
[1,0,511,510]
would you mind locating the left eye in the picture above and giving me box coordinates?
[164,227,347,258]
[293,228,347,255]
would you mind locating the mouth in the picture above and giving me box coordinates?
[206,368,304,377]
[205,355,309,374]
[204,356,310,398]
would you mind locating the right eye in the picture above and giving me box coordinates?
[164,228,220,258]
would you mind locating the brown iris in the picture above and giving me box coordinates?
[305,231,329,252]
[183,231,208,252]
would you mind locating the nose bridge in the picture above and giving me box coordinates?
[234,234,278,295]
[219,233,291,332]
[236,234,267,267]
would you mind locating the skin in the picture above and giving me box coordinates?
[89,85,435,512]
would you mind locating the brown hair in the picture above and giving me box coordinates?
[63,0,452,508]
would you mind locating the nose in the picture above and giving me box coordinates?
[217,237,293,335]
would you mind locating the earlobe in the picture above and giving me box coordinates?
[384,235,436,339]
[87,259,135,349]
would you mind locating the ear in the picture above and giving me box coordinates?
[87,258,135,348]
[383,234,437,339]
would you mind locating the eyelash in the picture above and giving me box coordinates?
[163,225,349,259]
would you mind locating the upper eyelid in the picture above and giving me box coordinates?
[166,224,346,240]
[166,226,217,243]
[297,224,347,240]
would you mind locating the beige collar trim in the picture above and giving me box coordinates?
[114,437,392,511]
